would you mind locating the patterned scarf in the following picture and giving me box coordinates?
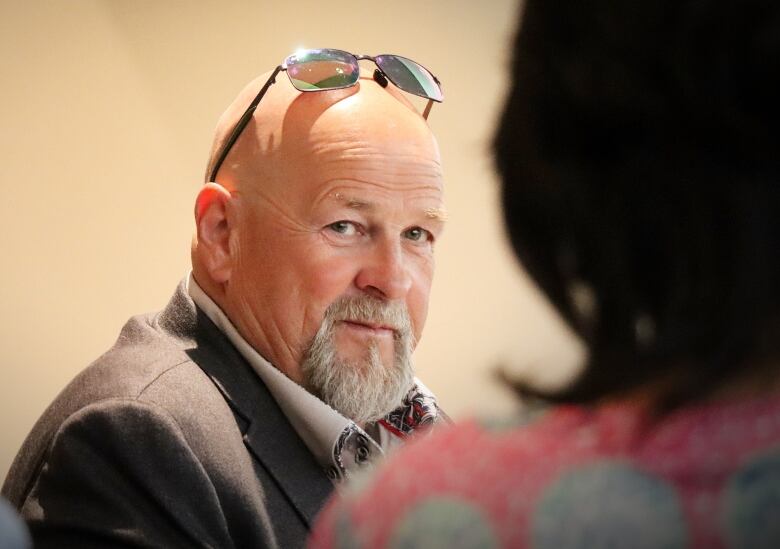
[379,381,447,438]
[331,381,448,479]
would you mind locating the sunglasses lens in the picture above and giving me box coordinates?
[375,55,443,102]
[285,49,359,91]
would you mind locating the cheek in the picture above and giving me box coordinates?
[300,251,361,300]
[406,261,435,342]
[230,231,283,300]
[296,250,363,337]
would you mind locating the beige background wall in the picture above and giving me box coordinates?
[0,0,582,480]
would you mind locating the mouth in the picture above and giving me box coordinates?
[339,320,396,337]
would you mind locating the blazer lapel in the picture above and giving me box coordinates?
[163,288,333,527]
[243,396,334,526]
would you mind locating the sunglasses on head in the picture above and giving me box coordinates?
[209,48,444,182]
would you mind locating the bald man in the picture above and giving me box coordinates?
[2,55,447,548]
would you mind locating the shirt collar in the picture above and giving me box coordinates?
[186,273,445,482]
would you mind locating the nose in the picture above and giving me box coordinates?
[354,238,412,301]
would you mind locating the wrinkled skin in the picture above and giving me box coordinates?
[191,70,445,387]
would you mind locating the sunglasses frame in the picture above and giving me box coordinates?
[208,49,443,183]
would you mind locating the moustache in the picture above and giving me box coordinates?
[324,295,412,336]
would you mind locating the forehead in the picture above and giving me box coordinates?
[286,138,445,209]
[281,94,443,197]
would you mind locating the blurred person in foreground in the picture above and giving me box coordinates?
[0,497,30,549]
[309,1,780,547]
[2,50,448,548]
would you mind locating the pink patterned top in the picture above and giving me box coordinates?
[309,393,780,548]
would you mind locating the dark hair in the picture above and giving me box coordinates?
[495,0,780,410]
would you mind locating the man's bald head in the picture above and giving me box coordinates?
[205,69,439,193]
[192,66,444,422]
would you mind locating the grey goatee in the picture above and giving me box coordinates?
[300,295,415,424]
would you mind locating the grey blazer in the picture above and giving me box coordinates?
[2,281,333,548]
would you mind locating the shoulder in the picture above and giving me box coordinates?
[2,307,237,506]
[35,310,217,436]
[312,398,780,548]
[371,405,586,477]
[309,408,596,548]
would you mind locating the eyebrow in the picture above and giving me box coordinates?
[333,193,447,222]
[344,198,374,211]
[333,193,371,210]
[424,207,448,222]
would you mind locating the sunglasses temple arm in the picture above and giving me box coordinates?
[208,65,284,182]
[422,98,433,120]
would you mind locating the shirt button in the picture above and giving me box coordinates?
[326,466,340,480]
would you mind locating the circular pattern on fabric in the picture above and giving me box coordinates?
[388,497,500,549]
[723,447,780,548]
[532,462,687,549]
[332,506,364,549]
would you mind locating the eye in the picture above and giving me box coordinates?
[327,220,360,236]
[403,226,433,243]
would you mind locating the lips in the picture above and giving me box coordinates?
[339,320,396,335]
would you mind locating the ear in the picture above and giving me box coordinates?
[194,182,234,284]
